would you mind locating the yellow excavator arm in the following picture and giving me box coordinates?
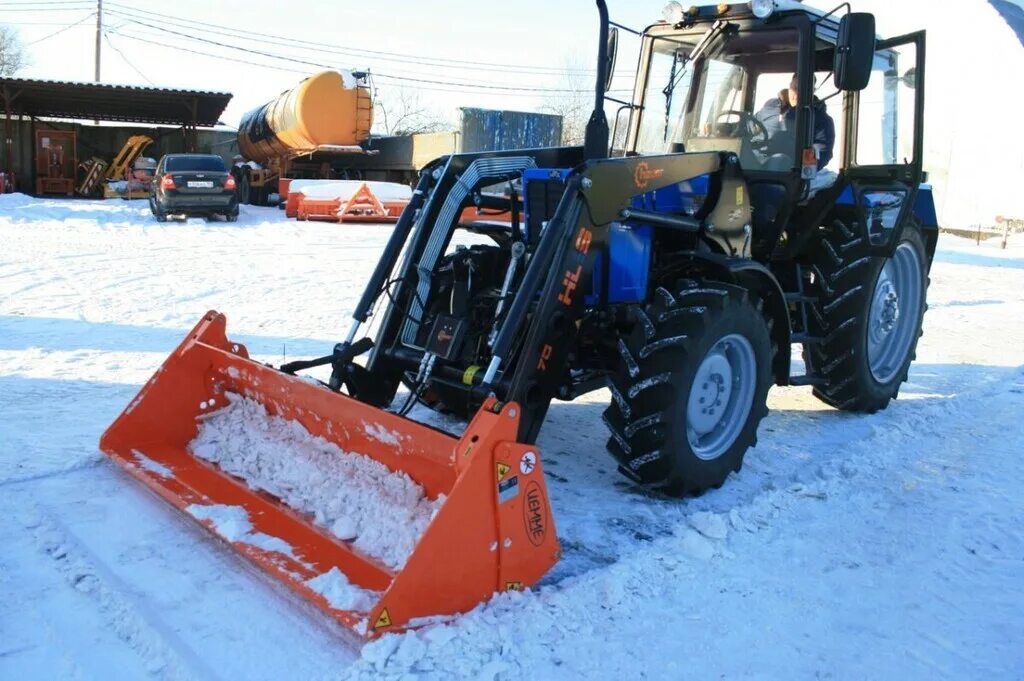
[105,135,154,181]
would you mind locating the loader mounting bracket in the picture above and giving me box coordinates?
[278,337,378,398]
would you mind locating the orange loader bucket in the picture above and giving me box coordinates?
[100,311,560,637]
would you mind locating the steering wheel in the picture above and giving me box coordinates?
[714,110,770,152]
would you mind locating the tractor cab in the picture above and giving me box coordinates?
[618,1,927,259]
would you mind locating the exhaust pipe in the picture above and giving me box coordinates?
[583,0,611,160]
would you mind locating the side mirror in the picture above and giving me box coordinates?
[834,12,876,91]
[605,27,619,92]
[901,66,918,89]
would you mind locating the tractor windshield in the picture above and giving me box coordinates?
[635,25,800,171]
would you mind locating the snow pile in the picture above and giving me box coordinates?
[129,449,173,479]
[305,567,377,612]
[297,180,413,202]
[185,503,297,558]
[188,393,442,569]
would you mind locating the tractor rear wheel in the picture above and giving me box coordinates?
[604,281,773,496]
[804,214,929,412]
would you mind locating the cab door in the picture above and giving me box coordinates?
[842,31,926,254]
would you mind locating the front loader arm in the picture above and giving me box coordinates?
[493,151,751,442]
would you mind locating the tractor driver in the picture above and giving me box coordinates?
[755,74,836,172]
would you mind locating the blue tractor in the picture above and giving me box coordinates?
[288,0,937,495]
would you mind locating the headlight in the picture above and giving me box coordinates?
[663,1,685,24]
[749,0,776,19]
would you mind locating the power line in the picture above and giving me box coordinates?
[0,1,92,5]
[108,32,312,76]
[24,11,93,44]
[372,70,631,94]
[109,30,621,99]
[103,31,152,84]
[111,18,333,69]
[0,6,94,12]
[102,8,610,80]
[103,1,612,77]
[107,19,634,92]
[3,18,92,27]
[105,18,628,95]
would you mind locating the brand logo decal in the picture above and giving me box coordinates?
[633,161,664,189]
[522,481,547,546]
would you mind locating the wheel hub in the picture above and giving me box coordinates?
[866,242,924,384]
[688,355,734,435]
[685,334,757,461]
[870,278,900,344]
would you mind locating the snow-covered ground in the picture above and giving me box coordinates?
[1,195,1022,680]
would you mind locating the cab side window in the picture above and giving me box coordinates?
[855,43,918,167]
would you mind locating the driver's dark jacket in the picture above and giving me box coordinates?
[755,92,836,170]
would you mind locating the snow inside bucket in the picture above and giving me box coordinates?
[189,393,443,570]
[100,310,561,635]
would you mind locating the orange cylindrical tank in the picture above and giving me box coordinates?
[237,70,373,164]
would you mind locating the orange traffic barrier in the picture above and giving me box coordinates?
[99,312,559,637]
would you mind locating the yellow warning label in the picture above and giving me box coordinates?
[374,608,392,629]
[735,185,745,206]
[506,581,523,591]
[462,364,480,385]
[496,462,511,481]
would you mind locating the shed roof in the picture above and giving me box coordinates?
[0,78,232,127]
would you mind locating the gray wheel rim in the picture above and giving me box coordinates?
[686,333,757,461]
[867,242,923,384]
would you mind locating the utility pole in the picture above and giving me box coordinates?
[94,0,102,82]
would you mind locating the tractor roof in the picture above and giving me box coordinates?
[660,1,833,21]
[654,2,887,41]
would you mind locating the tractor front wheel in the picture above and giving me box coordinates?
[604,281,773,496]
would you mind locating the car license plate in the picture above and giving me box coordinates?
[187,181,214,188]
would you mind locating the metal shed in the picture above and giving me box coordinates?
[1,78,233,192]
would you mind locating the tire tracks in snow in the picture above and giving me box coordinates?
[13,505,223,681]
[340,365,1024,680]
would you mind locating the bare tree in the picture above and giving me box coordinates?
[373,87,449,136]
[540,58,593,146]
[0,25,28,78]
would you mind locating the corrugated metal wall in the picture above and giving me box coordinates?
[459,108,563,153]
[351,109,564,182]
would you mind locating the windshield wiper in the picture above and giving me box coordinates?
[661,21,734,139]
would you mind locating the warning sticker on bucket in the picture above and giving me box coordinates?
[374,608,392,629]
[520,451,537,475]
[498,475,519,504]
[496,462,511,481]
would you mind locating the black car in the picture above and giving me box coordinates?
[150,154,238,222]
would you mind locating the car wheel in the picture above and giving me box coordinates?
[239,174,251,205]
[150,198,168,222]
